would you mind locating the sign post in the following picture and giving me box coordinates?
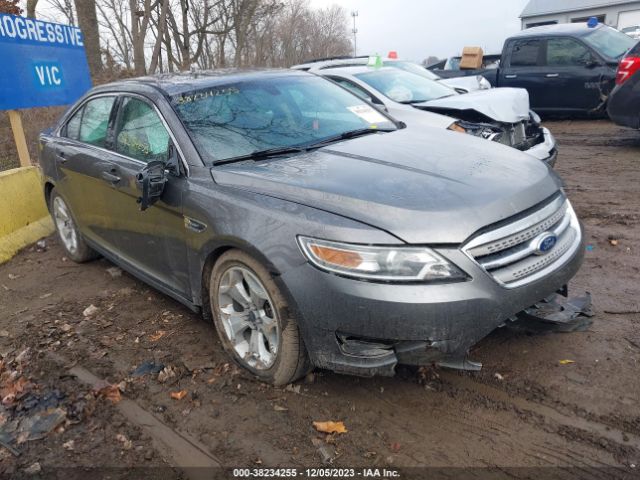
[0,13,92,166]
[7,110,30,167]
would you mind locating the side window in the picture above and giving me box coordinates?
[115,97,170,163]
[546,38,594,66]
[330,77,377,103]
[78,97,116,147]
[65,107,83,140]
[510,39,542,67]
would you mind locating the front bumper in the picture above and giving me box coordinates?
[525,127,557,167]
[281,231,584,377]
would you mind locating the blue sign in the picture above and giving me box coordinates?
[0,13,92,110]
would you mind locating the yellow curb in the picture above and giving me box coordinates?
[0,216,54,264]
[0,166,54,264]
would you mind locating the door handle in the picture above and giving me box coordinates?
[505,74,517,79]
[546,73,559,78]
[55,149,67,163]
[101,171,121,184]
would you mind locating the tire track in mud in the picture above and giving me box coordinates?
[306,373,625,476]
[437,371,640,462]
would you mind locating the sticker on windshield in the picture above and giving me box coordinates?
[347,104,387,124]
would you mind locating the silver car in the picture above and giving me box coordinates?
[293,60,558,166]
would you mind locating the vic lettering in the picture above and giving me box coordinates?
[34,64,62,87]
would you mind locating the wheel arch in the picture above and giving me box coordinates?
[197,238,286,322]
[44,181,56,211]
[197,238,306,335]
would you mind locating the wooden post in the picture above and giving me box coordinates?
[7,110,31,168]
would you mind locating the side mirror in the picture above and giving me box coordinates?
[584,59,600,69]
[136,160,167,211]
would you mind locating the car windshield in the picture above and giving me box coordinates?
[355,67,457,104]
[584,26,636,58]
[384,60,441,80]
[170,74,396,163]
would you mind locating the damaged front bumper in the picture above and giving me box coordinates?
[281,234,584,377]
[525,127,557,167]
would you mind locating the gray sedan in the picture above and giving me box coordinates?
[39,70,584,384]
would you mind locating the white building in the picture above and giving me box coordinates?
[520,0,640,30]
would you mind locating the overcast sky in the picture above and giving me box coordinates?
[309,0,530,61]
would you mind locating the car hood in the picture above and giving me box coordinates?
[211,128,561,244]
[414,87,530,123]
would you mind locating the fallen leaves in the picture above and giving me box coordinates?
[1,376,31,406]
[313,421,347,434]
[149,330,166,342]
[170,390,188,400]
[559,359,575,365]
[93,381,122,403]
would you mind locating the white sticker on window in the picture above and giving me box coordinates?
[347,104,387,124]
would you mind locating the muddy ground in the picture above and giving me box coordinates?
[0,120,639,479]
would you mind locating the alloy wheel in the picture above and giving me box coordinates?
[216,266,280,370]
[52,196,79,255]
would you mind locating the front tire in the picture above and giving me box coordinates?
[50,189,98,263]
[210,250,310,385]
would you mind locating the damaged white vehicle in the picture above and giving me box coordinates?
[293,60,557,166]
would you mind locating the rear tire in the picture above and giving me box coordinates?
[50,189,99,263]
[210,249,311,385]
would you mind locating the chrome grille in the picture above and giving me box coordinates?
[463,196,581,288]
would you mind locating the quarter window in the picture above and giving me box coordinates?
[115,97,170,163]
[546,38,594,66]
[510,39,542,67]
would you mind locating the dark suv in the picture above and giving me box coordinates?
[608,41,640,128]
[39,70,584,384]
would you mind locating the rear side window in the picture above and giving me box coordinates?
[64,96,115,147]
[115,97,170,163]
[510,39,542,66]
[546,38,594,66]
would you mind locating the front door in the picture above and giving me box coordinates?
[106,95,189,296]
[539,37,605,113]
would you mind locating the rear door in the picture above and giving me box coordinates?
[539,37,604,112]
[55,95,121,251]
[105,95,189,295]
[500,38,548,110]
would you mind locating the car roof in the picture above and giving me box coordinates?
[315,65,398,76]
[90,68,310,97]
[508,22,606,39]
[293,56,408,71]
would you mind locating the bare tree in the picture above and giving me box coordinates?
[75,0,103,77]
[26,0,39,17]
[47,0,76,25]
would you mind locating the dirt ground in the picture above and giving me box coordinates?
[0,120,639,479]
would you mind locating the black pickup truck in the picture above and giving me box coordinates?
[432,23,636,116]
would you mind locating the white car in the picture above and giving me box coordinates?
[621,25,640,40]
[294,56,491,93]
[292,59,557,166]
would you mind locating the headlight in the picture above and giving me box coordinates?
[297,236,467,282]
[448,121,504,142]
[478,76,492,89]
[529,110,541,124]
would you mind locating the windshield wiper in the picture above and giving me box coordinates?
[302,127,393,149]
[212,128,394,166]
[213,145,307,166]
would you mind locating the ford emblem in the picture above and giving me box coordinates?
[533,232,558,255]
